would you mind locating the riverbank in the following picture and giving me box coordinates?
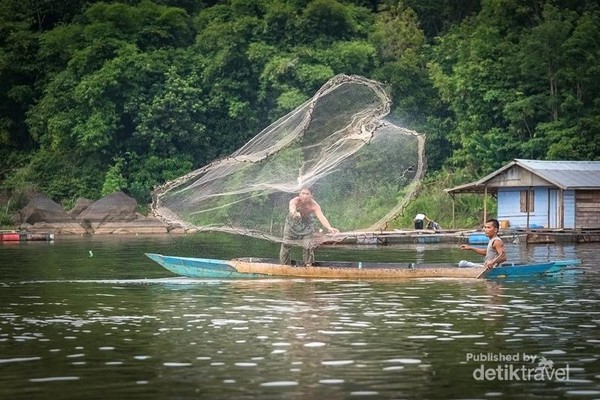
[2,191,184,236]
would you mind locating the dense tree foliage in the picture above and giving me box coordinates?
[1,0,599,213]
[428,0,600,173]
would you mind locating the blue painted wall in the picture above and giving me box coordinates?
[497,188,576,229]
[564,190,575,228]
[497,188,546,228]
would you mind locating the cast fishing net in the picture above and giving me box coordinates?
[151,74,426,245]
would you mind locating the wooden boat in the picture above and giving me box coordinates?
[145,253,581,280]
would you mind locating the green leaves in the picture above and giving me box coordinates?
[102,157,128,197]
[428,2,600,176]
[2,0,599,213]
[301,0,358,43]
[84,1,194,49]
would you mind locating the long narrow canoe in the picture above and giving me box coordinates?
[145,253,581,280]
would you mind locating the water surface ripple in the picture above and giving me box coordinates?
[0,235,598,399]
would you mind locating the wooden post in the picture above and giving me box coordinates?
[560,189,564,228]
[451,194,455,229]
[526,187,531,231]
[483,186,488,222]
[547,188,550,228]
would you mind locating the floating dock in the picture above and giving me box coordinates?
[322,229,503,246]
[323,228,600,246]
[524,228,600,244]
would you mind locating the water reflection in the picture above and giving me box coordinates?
[525,243,578,263]
[0,235,599,399]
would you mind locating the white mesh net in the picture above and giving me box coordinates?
[151,74,426,244]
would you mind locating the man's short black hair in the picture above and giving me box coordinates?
[486,218,499,229]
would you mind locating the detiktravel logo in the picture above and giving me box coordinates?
[466,352,570,381]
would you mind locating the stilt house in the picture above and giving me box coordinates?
[445,159,600,229]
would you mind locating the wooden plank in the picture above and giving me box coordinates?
[575,190,600,228]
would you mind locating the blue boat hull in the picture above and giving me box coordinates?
[145,253,268,279]
[145,253,580,280]
[485,262,556,278]
[486,259,581,278]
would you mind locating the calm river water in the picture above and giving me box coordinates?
[0,233,599,400]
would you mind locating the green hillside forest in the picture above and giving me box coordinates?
[1,0,599,229]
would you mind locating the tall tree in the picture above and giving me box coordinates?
[428,1,600,174]
[16,1,197,200]
[370,1,450,170]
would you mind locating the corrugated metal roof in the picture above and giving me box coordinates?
[516,159,600,189]
[445,159,600,194]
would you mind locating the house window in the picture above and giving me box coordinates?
[520,190,534,212]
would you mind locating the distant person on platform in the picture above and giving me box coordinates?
[459,218,507,269]
[414,213,429,229]
[426,219,442,231]
[279,187,339,266]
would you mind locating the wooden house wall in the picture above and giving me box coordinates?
[497,188,579,229]
[576,190,600,228]
[487,166,553,187]
[498,188,549,228]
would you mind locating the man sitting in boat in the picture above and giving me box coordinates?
[459,218,507,269]
[279,187,339,266]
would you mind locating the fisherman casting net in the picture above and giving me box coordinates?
[152,74,426,245]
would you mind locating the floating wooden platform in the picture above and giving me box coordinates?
[321,229,509,246]
[322,228,600,246]
[523,228,600,244]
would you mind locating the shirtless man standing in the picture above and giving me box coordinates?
[279,188,339,266]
